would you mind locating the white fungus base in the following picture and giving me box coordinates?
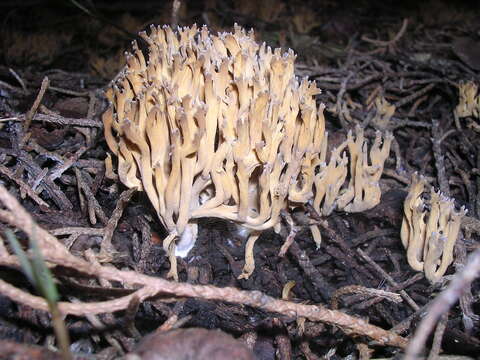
[174,223,198,258]
[174,221,256,258]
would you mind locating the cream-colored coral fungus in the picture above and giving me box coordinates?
[455,81,480,119]
[400,173,466,283]
[454,81,480,130]
[103,24,392,280]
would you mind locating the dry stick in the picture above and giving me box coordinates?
[75,168,95,224]
[431,120,450,196]
[74,168,108,225]
[87,92,96,118]
[85,251,115,291]
[8,68,27,93]
[438,129,457,144]
[382,168,410,185]
[391,138,404,173]
[0,185,407,349]
[351,229,397,247]
[10,150,72,210]
[391,118,431,130]
[357,342,374,360]
[76,172,86,215]
[74,92,98,147]
[86,92,98,146]
[50,227,105,237]
[365,84,383,109]
[288,241,334,301]
[404,249,480,359]
[48,86,89,97]
[1,113,103,127]
[321,221,376,282]
[462,216,480,238]
[31,168,48,192]
[0,267,407,348]
[391,303,429,335]
[394,83,436,108]
[278,210,298,257]
[426,312,448,360]
[408,94,428,117]
[331,285,402,310]
[336,71,354,128]
[12,164,26,191]
[50,227,105,249]
[454,236,478,333]
[215,239,243,278]
[49,146,88,182]
[356,273,424,311]
[32,113,102,127]
[100,187,137,255]
[0,80,24,96]
[69,297,125,354]
[124,296,142,339]
[357,249,420,311]
[446,152,475,214]
[362,18,409,47]
[316,73,383,91]
[0,165,49,207]
[26,139,64,163]
[24,77,49,133]
[315,71,437,93]
[157,313,181,332]
[299,341,321,360]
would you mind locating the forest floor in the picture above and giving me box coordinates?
[0,0,479,359]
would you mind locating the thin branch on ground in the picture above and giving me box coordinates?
[404,249,480,359]
[0,183,408,349]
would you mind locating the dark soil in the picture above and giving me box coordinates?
[0,0,479,359]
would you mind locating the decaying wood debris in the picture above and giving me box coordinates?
[0,1,479,359]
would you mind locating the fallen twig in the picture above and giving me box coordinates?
[431,119,450,196]
[0,164,49,207]
[0,183,408,348]
[1,113,103,128]
[362,18,409,49]
[358,249,420,311]
[74,168,108,225]
[24,77,49,133]
[404,249,480,359]
[331,285,402,310]
[100,187,137,256]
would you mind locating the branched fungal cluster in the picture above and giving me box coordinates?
[103,24,392,280]
[455,81,480,119]
[401,174,466,283]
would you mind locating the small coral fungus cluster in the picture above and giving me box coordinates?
[103,24,392,280]
[401,174,466,283]
[455,81,480,120]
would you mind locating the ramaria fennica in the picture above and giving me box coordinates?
[103,24,392,280]
[400,173,466,283]
[455,81,480,120]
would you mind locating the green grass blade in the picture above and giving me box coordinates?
[5,230,35,285]
[29,235,59,304]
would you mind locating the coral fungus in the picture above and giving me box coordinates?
[103,24,392,280]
